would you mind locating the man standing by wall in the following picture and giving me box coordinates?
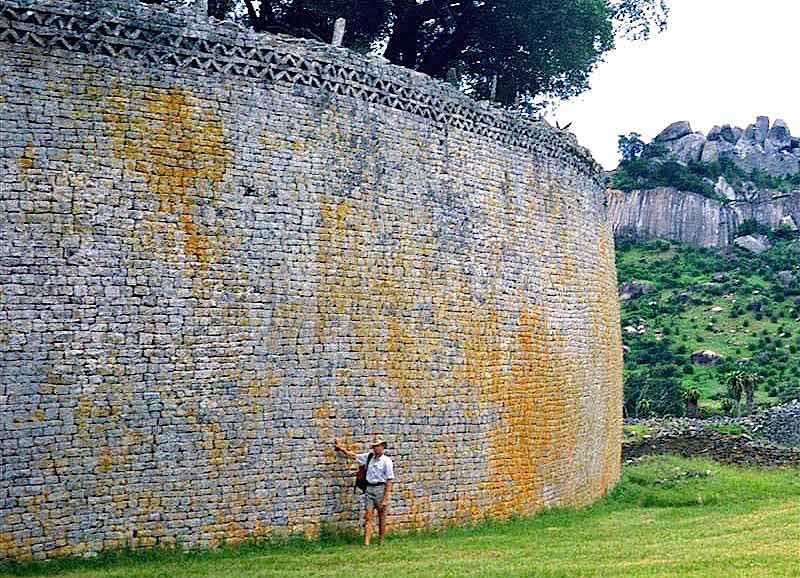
[334,438,394,546]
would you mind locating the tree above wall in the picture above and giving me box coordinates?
[154,0,668,108]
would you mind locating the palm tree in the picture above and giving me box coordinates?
[636,398,652,419]
[721,398,736,417]
[684,387,701,418]
[741,372,760,416]
[726,371,746,417]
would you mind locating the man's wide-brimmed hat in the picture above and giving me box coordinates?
[370,438,388,448]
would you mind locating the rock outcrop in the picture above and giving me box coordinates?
[733,234,771,253]
[609,186,800,248]
[652,117,800,179]
[610,117,800,248]
[619,280,654,301]
[690,350,725,365]
[608,187,735,248]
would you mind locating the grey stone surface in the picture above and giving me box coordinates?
[714,176,736,200]
[650,116,800,179]
[610,113,800,248]
[623,419,800,467]
[610,185,800,248]
[690,350,724,365]
[781,215,798,230]
[618,281,654,301]
[608,188,735,248]
[701,141,721,164]
[707,125,722,141]
[756,116,771,143]
[767,119,792,152]
[743,400,800,446]
[664,133,706,164]
[719,125,742,144]
[733,234,772,253]
[654,121,693,142]
[625,400,800,464]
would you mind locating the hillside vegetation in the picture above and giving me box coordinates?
[612,154,800,200]
[3,456,800,578]
[616,234,800,417]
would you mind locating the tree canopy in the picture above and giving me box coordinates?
[166,0,668,107]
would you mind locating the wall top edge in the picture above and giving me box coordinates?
[0,0,604,184]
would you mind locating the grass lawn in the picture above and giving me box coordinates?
[3,456,800,578]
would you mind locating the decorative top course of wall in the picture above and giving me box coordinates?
[0,0,602,184]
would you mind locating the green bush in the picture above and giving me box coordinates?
[737,218,771,237]
[612,153,800,201]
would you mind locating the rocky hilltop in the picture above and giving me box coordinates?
[610,117,800,248]
[654,117,799,180]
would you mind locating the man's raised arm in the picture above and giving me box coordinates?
[334,438,358,461]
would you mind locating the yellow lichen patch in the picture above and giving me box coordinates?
[397,492,432,528]
[0,532,15,556]
[314,191,444,407]
[102,85,231,269]
[96,454,113,473]
[464,302,577,518]
[244,372,279,398]
[17,141,36,170]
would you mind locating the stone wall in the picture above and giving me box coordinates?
[0,0,623,560]
[623,430,800,468]
[741,400,800,446]
[623,417,800,468]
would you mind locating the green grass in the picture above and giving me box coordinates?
[707,424,749,436]
[622,424,653,441]
[4,456,800,578]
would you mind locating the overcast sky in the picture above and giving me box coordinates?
[548,0,800,170]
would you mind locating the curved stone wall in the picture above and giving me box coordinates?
[0,0,622,559]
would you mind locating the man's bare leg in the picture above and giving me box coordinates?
[377,508,387,543]
[364,509,373,546]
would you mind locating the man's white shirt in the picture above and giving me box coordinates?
[356,452,395,484]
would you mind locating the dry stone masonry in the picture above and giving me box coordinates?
[624,403,800,466]
[0,0,623,560]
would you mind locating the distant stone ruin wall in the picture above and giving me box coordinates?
[0,0,622,560]
[609,187,800,248]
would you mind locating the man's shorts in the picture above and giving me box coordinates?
[363,484,387,511]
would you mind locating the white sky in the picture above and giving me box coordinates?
[548,0,800,170]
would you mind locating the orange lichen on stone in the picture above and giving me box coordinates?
[314,190,444,407]
[591,227,625,491]
[17,141,36,170]
[96,454,113,473]
[103,86,231,268]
